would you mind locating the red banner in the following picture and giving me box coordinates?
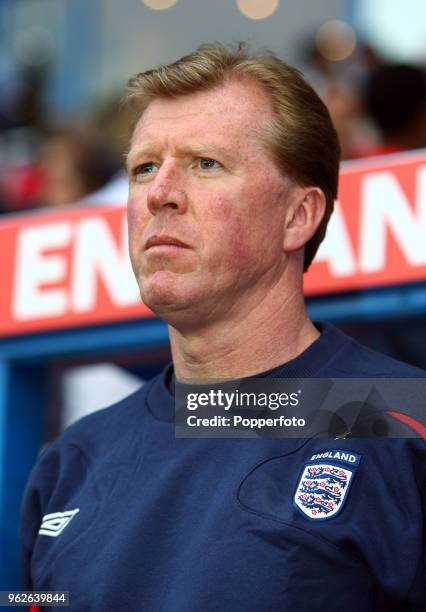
[1,150,426,336]
[305,150,426,294]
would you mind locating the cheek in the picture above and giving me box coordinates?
[127,195,149,262]
[201,196,259,269]
[207,197,285,284]
[203,184,279,257]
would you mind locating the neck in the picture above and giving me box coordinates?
[169,275,319,380]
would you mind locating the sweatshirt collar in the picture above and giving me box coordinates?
[146,322,351,422]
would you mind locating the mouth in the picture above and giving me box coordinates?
[144,235,191,251]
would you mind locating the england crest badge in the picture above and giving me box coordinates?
[293,449,361,521]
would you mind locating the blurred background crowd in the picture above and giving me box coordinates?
[0,0,425,215]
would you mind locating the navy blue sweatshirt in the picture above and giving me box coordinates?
[20,323,426,611]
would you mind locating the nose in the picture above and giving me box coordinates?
[147,162,188,216]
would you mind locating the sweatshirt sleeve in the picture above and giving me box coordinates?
[19,439,90,590]
[407,440,426,611]
[20,446,56,589]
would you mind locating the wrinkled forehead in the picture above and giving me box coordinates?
[130,77,274,146]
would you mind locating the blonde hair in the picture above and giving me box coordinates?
[124,42,341,271]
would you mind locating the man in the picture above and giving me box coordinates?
[20,43,425,611]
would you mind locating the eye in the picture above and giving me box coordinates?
[198,158,221,170]
[134,162,158,177]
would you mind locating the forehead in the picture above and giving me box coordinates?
[130,77,273,149]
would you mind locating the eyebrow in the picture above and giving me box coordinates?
[125,142,234,173]
[124,146,157,173]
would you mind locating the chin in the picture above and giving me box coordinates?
[139,271,195,316]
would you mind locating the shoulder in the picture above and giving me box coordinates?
[23,379,152,500]
[19,380,153,549]
[317,324,426,438]
[21,361,171,512]
[58,381,149,452]
[321,323,426,378]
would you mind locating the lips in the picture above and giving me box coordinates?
[144,235,190,250]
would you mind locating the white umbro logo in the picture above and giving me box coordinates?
[39,509,80,537]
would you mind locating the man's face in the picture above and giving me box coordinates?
[126,77,291,327]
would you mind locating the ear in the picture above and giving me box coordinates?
[282,186,326,254]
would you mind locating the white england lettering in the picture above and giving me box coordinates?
[360,168,426,273]
[416,164,426,223]
[12,221,72,320]
[310,451,357,463]
[70,215,140,313]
